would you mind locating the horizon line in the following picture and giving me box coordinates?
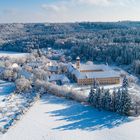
[0,20,140,24]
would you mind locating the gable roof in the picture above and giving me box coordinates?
[49,74,70,82]
[74,70,120,79]
[72,63,111,71]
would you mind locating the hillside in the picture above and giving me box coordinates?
[1,22,140,68]
[0,21,140,52]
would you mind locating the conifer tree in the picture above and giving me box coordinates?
[121,89,131,115]
[101,87,106,109]
[88,79,100,107]
[111,88,117,112]
[95,87,101,109]
[93,79,99,89]
[104,89,111,110]
[122,76,129,89]
[115,88,122,113]
[88,85,96,105]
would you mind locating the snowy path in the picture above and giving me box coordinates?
[1,94,140,140]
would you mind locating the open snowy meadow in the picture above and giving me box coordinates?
[0,80,37,134]
[0,94,140,140]
[0,51,28,58]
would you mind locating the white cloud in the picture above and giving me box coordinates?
[73,0,137,7]
[0,0,139,23]
[41,0,136,15]
[39,0,139,23]
[75,0,112,6]
[41,3,67,12]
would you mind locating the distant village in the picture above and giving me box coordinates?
[38,48,122,87]
[0,48,134,90]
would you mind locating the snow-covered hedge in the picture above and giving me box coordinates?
[44,82,87,103]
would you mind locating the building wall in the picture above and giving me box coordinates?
[77,77,120,85]
[80,69,103,72]
[68,63,120,85]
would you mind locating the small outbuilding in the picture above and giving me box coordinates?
[49,74,70,85]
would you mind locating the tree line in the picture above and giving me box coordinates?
[88,77,131,115]
[1,22,140,73]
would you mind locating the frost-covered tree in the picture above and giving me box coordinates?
[88,79,100,107]
[121,89,131,115]
[110,88,117,112]
[3,69,13,81]
[115,88,122,113]
[95,87,102,109]
[122,76,129,89]
[33,68,48,81]
[133,60,140,74]
[115,88,131,115]
[101,89,106,109]
[132,94,140,115]
[16,76,31,93]
[93,79,99,89]
[104,89,111,111]
[88,86,95,104]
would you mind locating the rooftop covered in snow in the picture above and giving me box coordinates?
[72,63,111,71]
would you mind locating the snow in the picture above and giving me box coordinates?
[0,51,28,58]
[49,74,70,84]
[1,94,140,140]
[0,80,37,133]
[19,70,33,80]
[68,63,120,80]
[0,81,15,101]
[72,63,111,71]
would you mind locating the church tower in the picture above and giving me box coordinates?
[76,56,80,69]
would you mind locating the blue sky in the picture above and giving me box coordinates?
[0,0,140,23]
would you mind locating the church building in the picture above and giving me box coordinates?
[67,57,120,85]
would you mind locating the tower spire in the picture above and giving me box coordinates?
[76,56,80,69]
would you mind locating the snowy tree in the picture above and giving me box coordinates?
[88,80,101,107]
[110,89,117,112]
[121,89,131,115]
[93,79,99,89]
[132,94,140,115]
[88,86,94,104]
[133,60,140,74]
[16,76,31,93]
[95,87,102,109]
[16,57,27,66]
[122,76,129,89]
[34,79,45,91]
[104,89,111,111]
[101,91,106,109]
[115,88,131,115]
[4,60,12,68]
[115,88,122,113]
[3,69,13,81]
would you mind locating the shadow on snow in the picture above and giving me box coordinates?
[41,94,132,131]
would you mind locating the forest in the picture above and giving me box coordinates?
[1,21,140,74]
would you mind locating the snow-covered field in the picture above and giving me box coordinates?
[0,81,15,101]
[1,94,140,140]
[0,51,28,58]
[0,80,37,133]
